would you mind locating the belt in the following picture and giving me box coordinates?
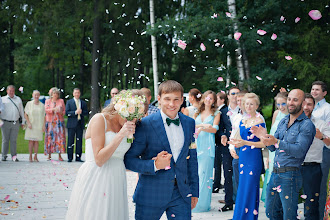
[273,167,299,174]
[2,119,17,123]
[302,162,320,166]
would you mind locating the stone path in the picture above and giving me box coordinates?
[0,154,305,219]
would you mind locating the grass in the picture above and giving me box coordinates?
[0,126,86,154]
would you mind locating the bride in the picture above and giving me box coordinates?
[66,90,146,220]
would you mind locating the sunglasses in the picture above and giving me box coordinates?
[276,103,287,107]
[230,92,238,95]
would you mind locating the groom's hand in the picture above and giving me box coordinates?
[191,197,198,209]
[155,151,172,170]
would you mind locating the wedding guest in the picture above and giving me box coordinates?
[0,85,25,162]
[66,88,88,162]
[104,87,119,108]
[310,81,330,218]
[183,88,202,118]
[215,92,234,210]
[192,90,220,212]
[228,93,266,219]
[24,90,45,162]
[302,93,330,220]
[66,90,144,220]
[44,88,66,161]
[213,92,229,193]
[141,87,159,116]
[252,89,315,220]
[261,91,288,203]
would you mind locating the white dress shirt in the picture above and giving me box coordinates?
[160,110,185,162]
[0,96,3,113]
[312,98,330,123]
[304,116,330,163]
[0,95,25,124]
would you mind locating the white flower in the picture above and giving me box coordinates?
[119,106,129,118]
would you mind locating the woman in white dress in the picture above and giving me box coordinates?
[183,88,202,118]
[24,90,45,162]
[66,90,146,220]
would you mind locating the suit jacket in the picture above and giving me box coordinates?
[215,105,232,146]
[124,111,199,208]
[65,98,88,128]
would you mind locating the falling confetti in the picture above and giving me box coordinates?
[165,166,171,170]
[257,29,267,35]
[271,33,277,40]
[217,77,224,82]
[226,12,232,17]
[240,170,243,174]
[200,43,206,51]
[280,16,285,21]
[240,164,244,168]
[177,40,187,50]
[234,32,242,40]
[251,145,256,149]
[256,76,262,80]
[249,171,253,175]
[186,194,192,197]
[257,40,262,44]
[301,195,307,199]
[245,208,248,213]
[295,17,301,23]
[285,56,293,60]
[308,10,322,20]
[253,210,258,215]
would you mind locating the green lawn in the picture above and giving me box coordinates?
[0,127,86,154]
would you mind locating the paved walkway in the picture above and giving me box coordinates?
[0,154,305,219]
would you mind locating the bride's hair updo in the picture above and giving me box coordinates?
[102,89,148,119]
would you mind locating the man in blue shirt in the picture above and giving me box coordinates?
[252,89,316,220]
[103,87,119,108]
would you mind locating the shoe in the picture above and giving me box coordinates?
[34,154,39,162]
[2,156,7,161]
[219,184,224,189]
[68,159,72,162]
[58,157,64,161]
[76,159,84,162]
[212,188,220,193]
[218,199,225,204]
[219,204,233,212]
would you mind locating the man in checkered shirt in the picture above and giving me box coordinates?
[141,88,159,116]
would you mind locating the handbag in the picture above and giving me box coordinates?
[8,97,23,124]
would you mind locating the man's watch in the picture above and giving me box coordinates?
[320,135,325,141]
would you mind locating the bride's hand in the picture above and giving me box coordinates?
[119,121,136,137]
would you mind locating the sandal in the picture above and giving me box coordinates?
[34,154,39,162]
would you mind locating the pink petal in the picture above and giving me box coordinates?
[213,13,218,18]
[285,56,292,60]
[177,40,187,50]
[165,166,171,170]
[256,76,262,80]
[256,112,261,118]
[245,208,249,213]
[295,17,301,23]
[231,82,236,86]
[63,183,68,187]
[226,12,232,17]
[227,111,233,116]
[4,195,10,201]
[207,186,211,189]
[242,147,247,151]
[217,77,224,82]
[251,145,256,149]
[253,209,258,215]
[200,43,206,51]
[213,39,218,42]
[221,90,225,94]
[271,33,277,40]
[208,146,211,150]
[51,160,59,165]
[277,188,282,193]
[279,150,285,153]
[277,162,281,168]
[234,32,242,40]
[308,10,322,20]
[18,86,24,92]
[257,40,262,44]
[257,29,267,36]
[186,194,192,197]
[249,171,253,175]
[240,170,243,174]
[301,195,307,199]
[215,43,220,47]
[275,143,279,148]
[240,164,244,168]
[280,16,285,21]
[171,214,176,217]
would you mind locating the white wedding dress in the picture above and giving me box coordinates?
[66,114,131,220]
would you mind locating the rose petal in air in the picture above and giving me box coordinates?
[207,186,211,189]
[271,33,277,40]
[186,156,190,160]
[251,145,256,149]
[63,183,68,188]
[242,147,247,151]
[240,164,244,168]
[215,43,220,47]
[214,39,218,42]
[308,10,322,20]
[165,166,171,170]
[200,43,206,51]
[177,40,187,50]
[275,143,279,148]
[257,29,267,35]
[226,12,231,17]
[171,214,176,217]
[256,76,262,80]
[234,32,242,40]
[4,195,10,201]
[217,77,224,82]
[279,150,285,153]
[280,16,285,21]
[285,56,292,60]
[213,13,217,18]
[187,194,192,197]
[240,170,243,174]
[257,40,262,44]
[245,208,248,213]
[231,82,236,86]
[249,171,253,175]
[295,17,301,23]
[253,210,258,215]
[301,195,307,199]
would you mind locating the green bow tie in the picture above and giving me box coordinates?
[166,117,180,126]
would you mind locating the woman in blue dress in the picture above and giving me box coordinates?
[192,90,220,212]
[229,93,266,219]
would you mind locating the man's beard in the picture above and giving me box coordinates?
[289,103,302,115]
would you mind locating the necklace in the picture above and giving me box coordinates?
[244,117,257,128]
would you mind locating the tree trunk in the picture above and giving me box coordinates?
[226,51,231,88]
[80,26,85,95]
[228,0,248,90]
[149,0,159,98]
[90,0,101,117]
[9,23,14,85]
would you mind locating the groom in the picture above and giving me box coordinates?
[125,80,199,220]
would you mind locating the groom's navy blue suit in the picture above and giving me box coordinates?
[124,111,199,219]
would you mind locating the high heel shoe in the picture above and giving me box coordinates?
[34,154,39,162]
[58,157,64,161]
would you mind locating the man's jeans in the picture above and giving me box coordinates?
[320,147,330,219]
[266,170,302,220]
[301,163,322,220]
[232,158,239,202]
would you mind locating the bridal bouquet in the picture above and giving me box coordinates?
[113,90,146,143]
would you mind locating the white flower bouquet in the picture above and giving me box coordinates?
[113,90,146,143]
